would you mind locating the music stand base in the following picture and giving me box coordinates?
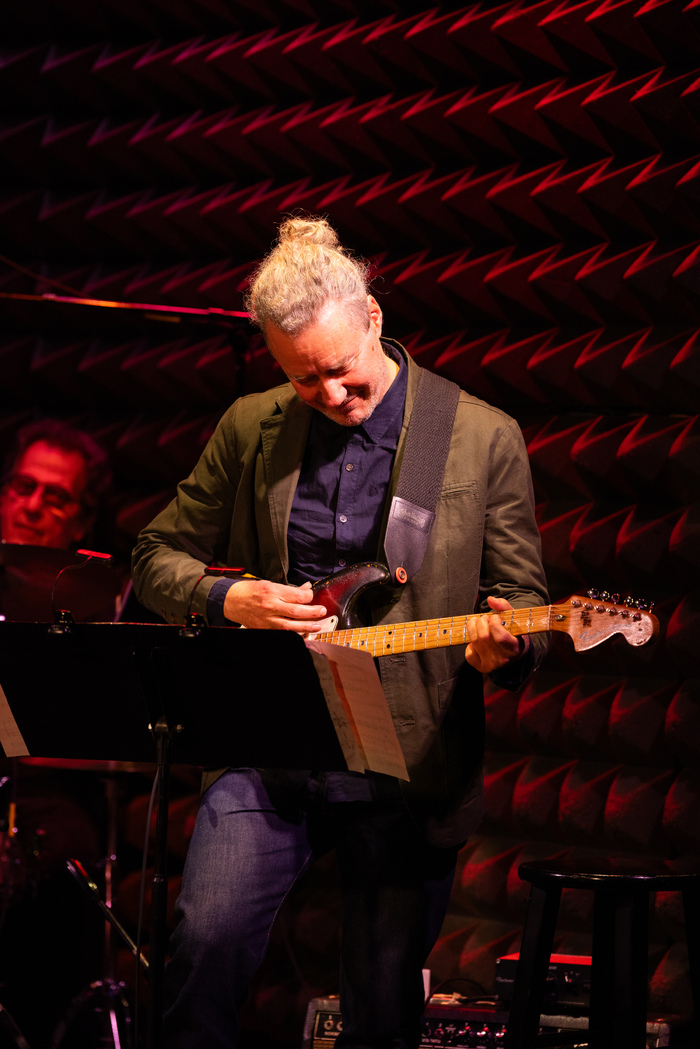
[0,1005,31,1049]
[50,980,132,1049]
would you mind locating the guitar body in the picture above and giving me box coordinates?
[312,562,393,629]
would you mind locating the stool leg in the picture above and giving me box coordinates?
[504,884,561,1049]
[591,889,648,1049]
[682,888,700,1036]
[590,890,615,1045]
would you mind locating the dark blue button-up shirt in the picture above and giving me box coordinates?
[287,343,407,585]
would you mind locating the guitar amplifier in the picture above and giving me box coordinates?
[303,996,510,1049]
[495,952,592,1011]
[302,994,672,1048]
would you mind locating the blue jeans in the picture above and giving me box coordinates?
[162,769,458,1049]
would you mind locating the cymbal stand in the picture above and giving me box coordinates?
[52,777,148,1049]
[64,859,149,978]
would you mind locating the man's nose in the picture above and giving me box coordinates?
[318,378,347,407]
[23,488,45,514]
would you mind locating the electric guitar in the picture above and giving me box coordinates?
[308,562,658,656]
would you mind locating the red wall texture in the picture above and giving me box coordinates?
[1,0,699,1043]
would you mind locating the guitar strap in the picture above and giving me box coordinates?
[384,367,460,585]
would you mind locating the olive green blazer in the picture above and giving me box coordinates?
[132,344,549,846]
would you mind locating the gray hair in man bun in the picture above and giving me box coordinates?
[244,215,372,337]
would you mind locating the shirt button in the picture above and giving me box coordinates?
[345,463,354,471]
[339,515,347,523]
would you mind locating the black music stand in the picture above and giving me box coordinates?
[0,619,350,1049]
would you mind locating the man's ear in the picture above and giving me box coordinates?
[368,295,383,337]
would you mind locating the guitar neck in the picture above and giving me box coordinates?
[314,605,554,657]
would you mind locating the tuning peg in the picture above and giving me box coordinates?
[611,593,620,605]
[600,590,611,602]
[587,588,600,599]
[623,596,634,607]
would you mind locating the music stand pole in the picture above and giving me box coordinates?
[146,716,173,1049]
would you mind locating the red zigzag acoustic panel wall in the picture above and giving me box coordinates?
[1,0,699,1043]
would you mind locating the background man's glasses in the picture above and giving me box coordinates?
[5,474,81,513]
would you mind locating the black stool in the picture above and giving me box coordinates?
[503,856,700,1049]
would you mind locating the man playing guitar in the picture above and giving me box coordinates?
[132,214,549,1049]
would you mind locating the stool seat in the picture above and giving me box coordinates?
[520,855,700,892]
[503,855,700,1049]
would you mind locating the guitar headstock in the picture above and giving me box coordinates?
[553,590,659,651]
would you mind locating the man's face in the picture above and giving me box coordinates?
[265,296,395,427]
[0,441,89,548]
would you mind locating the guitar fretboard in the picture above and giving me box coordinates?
[315,604,560,656]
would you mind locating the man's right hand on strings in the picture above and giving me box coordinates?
[223,578,327,631]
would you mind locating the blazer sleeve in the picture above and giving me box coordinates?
[479,415,550,690]
[131,404,242,624]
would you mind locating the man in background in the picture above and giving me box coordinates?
[0,418,112,1048]
[0,418,110,551]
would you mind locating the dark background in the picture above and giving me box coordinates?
[1,0,698,1045]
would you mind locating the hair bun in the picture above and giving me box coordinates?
[246,212,371,335]
[277,216,339,250]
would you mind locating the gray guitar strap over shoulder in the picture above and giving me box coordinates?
[384,367,460,585]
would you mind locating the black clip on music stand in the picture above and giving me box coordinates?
[0,617,349,1049]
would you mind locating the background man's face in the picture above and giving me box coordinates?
[0,441,89,548]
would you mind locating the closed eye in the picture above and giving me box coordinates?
[294,363,353,385]
[289,346,363,385]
